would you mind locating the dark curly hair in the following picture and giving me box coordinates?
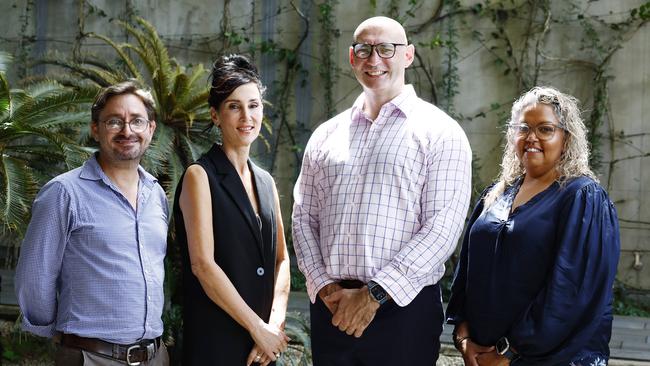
[208,54,266,109]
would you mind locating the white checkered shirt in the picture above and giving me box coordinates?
[292,85,472,306]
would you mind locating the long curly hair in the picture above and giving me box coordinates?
[483,86,597,209]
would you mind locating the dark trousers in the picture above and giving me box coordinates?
[310,284,443,366]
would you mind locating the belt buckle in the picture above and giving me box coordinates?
[126,345,141,366]
[146,341,156,360]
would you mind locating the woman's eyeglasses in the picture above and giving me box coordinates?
[510,123,564,141]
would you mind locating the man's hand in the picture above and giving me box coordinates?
[327,287,380,338]
[476,350,509,366]
[318,283,343,314]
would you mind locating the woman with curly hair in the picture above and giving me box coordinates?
[446,86,620,366]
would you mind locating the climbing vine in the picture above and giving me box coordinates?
[317,0,340,119]
[441,0,460,117]
[16,0,34,79]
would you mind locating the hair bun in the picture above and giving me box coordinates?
[213,54,260,79]
[208,54,265,109]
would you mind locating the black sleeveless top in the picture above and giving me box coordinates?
[174,144,277,365]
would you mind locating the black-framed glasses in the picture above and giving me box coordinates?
[102,117,150,133]
[509,123,564,141]
[352,42,407,59]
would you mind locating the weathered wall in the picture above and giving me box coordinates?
[1,0,648,290]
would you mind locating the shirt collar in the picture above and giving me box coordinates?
[79,153,157,187]
[351,84,417,122]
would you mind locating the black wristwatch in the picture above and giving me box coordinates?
[496,337,520,361]
[367,280,389,305]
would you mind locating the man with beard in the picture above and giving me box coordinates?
[15,81,169,365]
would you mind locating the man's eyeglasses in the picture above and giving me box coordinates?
[102,117,150,133]
[510,123,564,141]
[352,43,407,59]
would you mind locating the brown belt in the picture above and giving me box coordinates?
[61,333,162,365]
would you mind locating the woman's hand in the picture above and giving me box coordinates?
[458,338,495,366]
[246,320,289,364]
[246,343,281,366]
[246,344,268,366]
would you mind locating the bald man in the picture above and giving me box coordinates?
[292,16,472,365]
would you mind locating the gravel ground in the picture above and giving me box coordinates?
[438,345,464,366]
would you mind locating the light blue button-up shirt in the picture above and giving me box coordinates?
[15,154,168,344]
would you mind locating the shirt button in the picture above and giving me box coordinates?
[256,267,265,276]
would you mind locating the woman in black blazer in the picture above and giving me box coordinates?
[174,54,290,366]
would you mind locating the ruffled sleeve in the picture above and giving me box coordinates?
[509,182,620,365]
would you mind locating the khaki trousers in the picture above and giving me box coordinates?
[55,342,169,366]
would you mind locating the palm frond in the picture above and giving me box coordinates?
[15,125,88,169]
[133,17,174,117]
[136,17,173,82]
[11,89,94,128]
[119,22,157,76]
[181,90,211,114]
[0,73,10,117]
[0,155,37,233]
[187,63,208,90]
[68,53,116,71]
[140,122,176,177]
[86,32,144,82]
[162,152,184,208]
[0,51,11,73]
[171,71,190,107]
[36,55,124,87]
[32,111,89,129]
[24,80,65,99]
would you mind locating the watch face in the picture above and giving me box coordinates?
[368,281,388,304]
[370,286,387,301]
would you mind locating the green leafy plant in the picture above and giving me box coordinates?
[0,51,95,266]
[613,280,650,317]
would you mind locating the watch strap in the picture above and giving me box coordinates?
[502,348,519,361]
[497,337,520,361]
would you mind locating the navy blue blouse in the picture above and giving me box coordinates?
[446,176,620,366]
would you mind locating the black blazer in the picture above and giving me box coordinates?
[174,144,277,365]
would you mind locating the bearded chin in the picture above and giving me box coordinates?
[112,145,146,161]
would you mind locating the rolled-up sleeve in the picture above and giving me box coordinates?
[15,181,72,338]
